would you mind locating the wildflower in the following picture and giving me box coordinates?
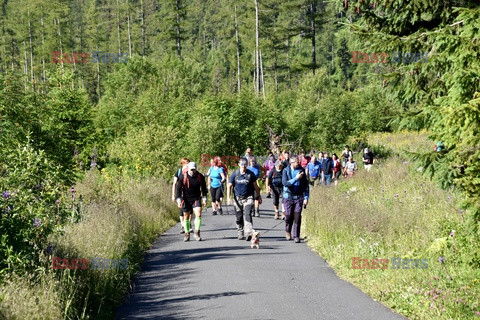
[70,187,75,193]
[33,217,42,227]
[458,209,464,214]
[34,184,42,190]
[46,244,53,255]
[394,194,399,198]
[438,257,445,264]
[449,230,456,237]
[475,311,480,316]
[55,199,60,205]
[402,160,409,165]
[433,276,439,280]
[7,206,11,212]
[2,191,10,199]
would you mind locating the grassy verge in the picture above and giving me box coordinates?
[304,132,480,319]
[0,170,178,319]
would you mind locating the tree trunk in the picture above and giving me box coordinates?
[260,49,265,98]
[116,0,121,54]
[127,0,132,58]
[55,18,64,73]
[175,0,182,59]
[140,0,146,56]
[234,5,241,92]
[40,16,46,83]
[27,11,34,85]
[310,2,317,74]
[254,0,260,94]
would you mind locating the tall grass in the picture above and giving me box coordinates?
[304,132,480,319]
[0,170,178,319]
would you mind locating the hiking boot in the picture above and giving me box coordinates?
[274,212,279,220]
[281,212,285,220]
[218,208,223,215]
[194,231,202,241]
[266,193,271,198]
[294,237,300,243]
[184,233,190,242]
[212,210,217,216]
[237,229,244,240]
[285,232,292,241]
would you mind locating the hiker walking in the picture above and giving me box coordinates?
[266,160,284,219]
[306,155,321,187]
[345,156,358,177]
[263,153,276,198]
[282,156,309,243]
[363,148,374,172]
[341,145,353,173]
[172,157,191,234]
[321,152,334,186]
[227,158,262,240]
[332,153,342,186]
[176,162,208,241]
[206,157,226,215]
[247,156,267,217]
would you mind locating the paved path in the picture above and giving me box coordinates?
[116,197,405,320]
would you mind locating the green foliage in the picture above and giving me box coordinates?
[0,140,75,277]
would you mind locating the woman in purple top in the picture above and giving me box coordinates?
[263,154,276,197]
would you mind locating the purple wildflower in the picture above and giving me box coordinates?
[475,311,480,316]
[33,217,42,227]
[70,187,75,193]
[449,230,456,237]
[55,199,60,205]
[7,206,11,212]
[438,257,445,264]
[2,191,10,199]
[46,244,53,255]
[394,194,399,198]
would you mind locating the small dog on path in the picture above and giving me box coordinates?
[250,231,260,249]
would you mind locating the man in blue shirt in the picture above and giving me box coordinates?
[227,158,262,240]
[306,155,321,187]
[282,156,309,243]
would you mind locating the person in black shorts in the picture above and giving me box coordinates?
[176,162,208,241]
[172,157,190,234]
[266,160,284,219]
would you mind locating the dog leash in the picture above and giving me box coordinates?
[261,218,285,235]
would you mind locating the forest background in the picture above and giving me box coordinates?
[0,0,479,318]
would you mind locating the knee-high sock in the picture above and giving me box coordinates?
[195,217,202,231]
[184,219,191,233]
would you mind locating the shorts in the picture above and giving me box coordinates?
[253,189,260,201]
[271,186,282,206]
[210,186,223,202]
[182,198,202,213]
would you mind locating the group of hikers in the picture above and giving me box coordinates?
[172,146,375,243]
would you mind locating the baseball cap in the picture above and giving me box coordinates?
[188,162,197,170]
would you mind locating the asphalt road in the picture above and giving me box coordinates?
[116,197,406,320]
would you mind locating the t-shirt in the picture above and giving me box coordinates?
[363,152,374,165]
[346,161,357,173]
[229,169,257,197]
[333,159,342,173]
[177,172,208,202]
[209,166,224,188]
[267,168,283,188]
[306,161,321,178]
